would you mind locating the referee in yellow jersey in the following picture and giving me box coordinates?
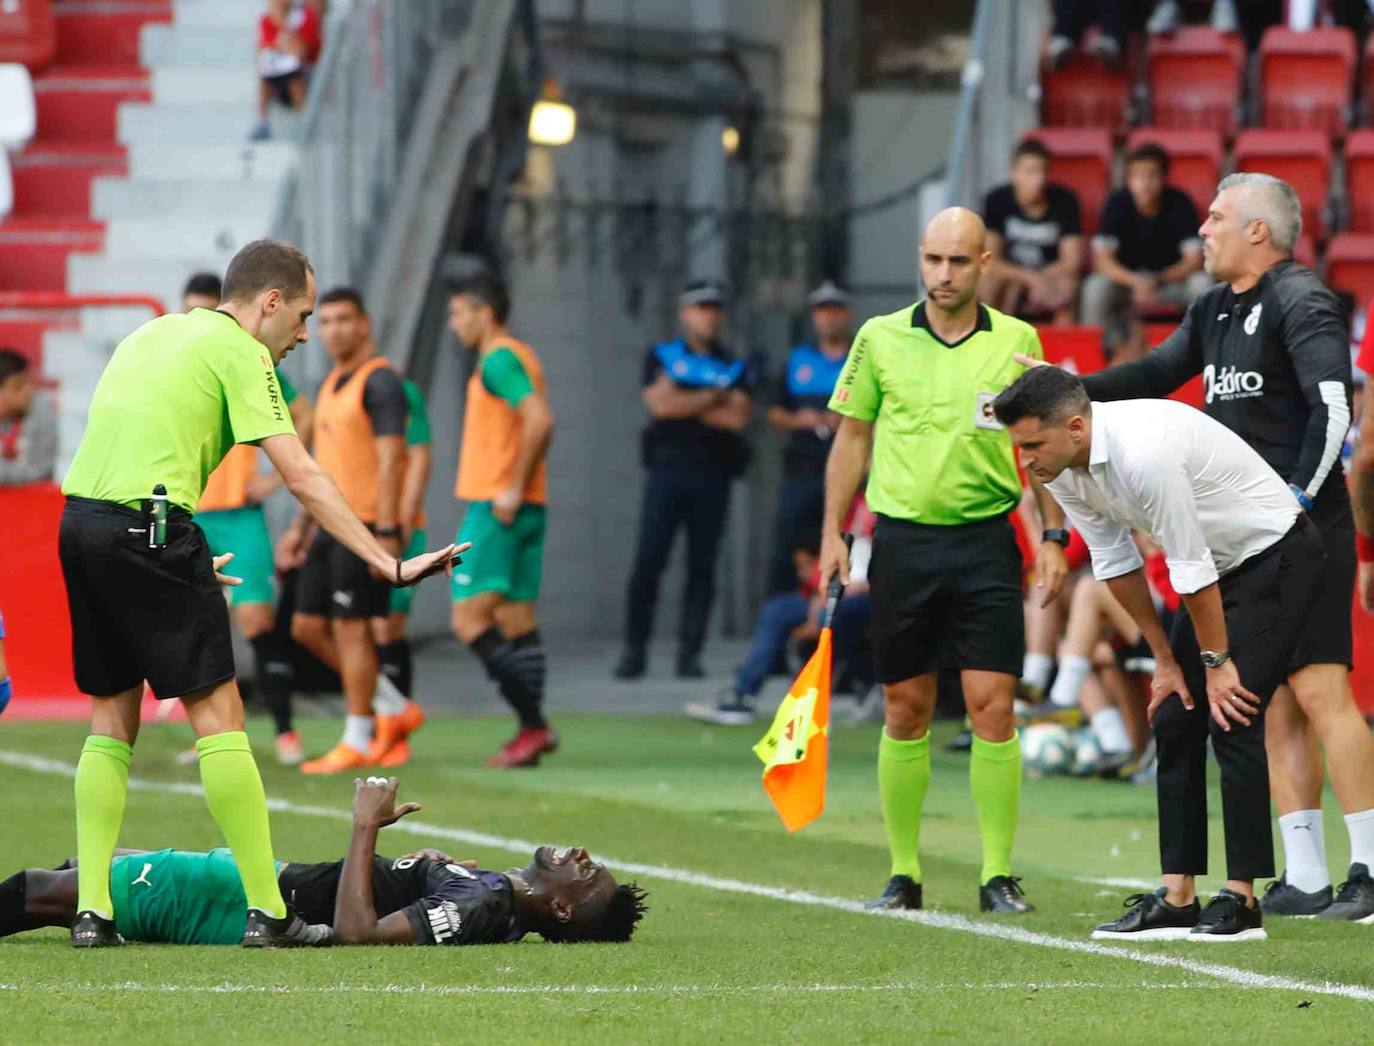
[58,240,460,948]
[821,208,1069,914]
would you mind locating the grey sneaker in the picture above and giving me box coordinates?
[1317,864,1374,923]
[1260,874,1332,917]
[684,690,756,726]
[1211,0,1239,34]
[1045,34,1075,69]
[241,907,334,948]
[1147,0,1181,34]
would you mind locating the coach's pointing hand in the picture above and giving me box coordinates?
[1013,353,1049,370]
[212,553,242,587]
[1147,656,1193,725]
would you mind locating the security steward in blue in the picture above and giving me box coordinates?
[615,280,762,681]
[764,280,854,593]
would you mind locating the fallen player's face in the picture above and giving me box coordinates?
[513,845,614,896]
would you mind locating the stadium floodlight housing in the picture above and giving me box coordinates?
[529,77,576,147]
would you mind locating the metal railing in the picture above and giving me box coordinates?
[270,0,477,291]
[942,0,1046,212]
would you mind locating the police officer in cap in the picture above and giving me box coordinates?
[615,280,762,680]
[762,279,854,594]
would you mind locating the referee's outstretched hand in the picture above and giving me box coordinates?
[395,541,472,587]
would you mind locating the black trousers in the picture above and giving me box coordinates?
[623,460,732,658]
[765,471,825,594]
[1154,517,1325,881]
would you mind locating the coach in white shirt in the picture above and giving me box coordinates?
[993,365,1324,942]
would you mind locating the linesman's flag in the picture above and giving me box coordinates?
[752,535,849,831]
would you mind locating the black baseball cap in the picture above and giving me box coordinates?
[680,279,726,308]
[807,280,851,308]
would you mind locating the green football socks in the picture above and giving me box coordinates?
[74,734,133,919]
[971,732,1022,883]
[196,731,286,919]
[878,730,931,882]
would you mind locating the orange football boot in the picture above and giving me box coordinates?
[300,742,372,775]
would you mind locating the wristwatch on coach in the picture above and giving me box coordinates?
[1200,650,1231,669]
[1042,528,1071,548]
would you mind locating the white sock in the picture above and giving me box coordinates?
[1344,808,1374,870]
[1049,654,1092,708]
[343,714,374,752]
[1278,809,1329,893]
[1089,707,1132,755]
[373,673,407,717]
[1022,652,1054,692]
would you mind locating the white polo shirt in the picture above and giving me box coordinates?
[1046,399,1300,595]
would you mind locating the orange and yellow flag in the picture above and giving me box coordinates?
[752,629,832,832]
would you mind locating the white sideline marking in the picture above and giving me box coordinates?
[0,980,1214,997]
[3,750,1372,1004]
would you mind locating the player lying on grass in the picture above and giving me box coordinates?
[0,777,648,947]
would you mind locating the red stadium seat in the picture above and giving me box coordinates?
[1259,27,1356,136]
[1345,130,1374,231]
[1232,129,1332,240]
[1294,232,1317,268]
[0,0,56,73]
[1037,325,1108,375]
[1125,128,1225,218]
[1147,27,1246,136]
[1326,233,1374,304]
[1039,35,1133,132]
[1021,128,1113,239]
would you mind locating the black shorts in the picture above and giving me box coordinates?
[262,70,304,107]
[868,513,1025,683]
[295,529,389,620]
[58,497,235,698]
[1289,488,1355,670]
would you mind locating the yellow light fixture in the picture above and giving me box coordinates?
[721,125,740,156]
[529,77,576,147]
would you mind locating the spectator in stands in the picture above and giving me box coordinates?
[0,349,57,486]
[1080,143,1210,330]
[981,140,1084,327]
[252,0,322,141]
[1046,0,1130,67]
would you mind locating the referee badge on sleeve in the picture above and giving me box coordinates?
[974,391,1004,431]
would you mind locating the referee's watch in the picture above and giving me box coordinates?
[1042,528,1071,548]
[1200,650,1231,669]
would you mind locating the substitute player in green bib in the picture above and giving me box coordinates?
[371,378,433,710]
[820,207,1068,914]
[57,240,461,949]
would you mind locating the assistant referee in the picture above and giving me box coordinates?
[58,239,459,949]
[821,207,1066,915]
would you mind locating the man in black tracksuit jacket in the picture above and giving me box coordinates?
[1073,172,1374,922]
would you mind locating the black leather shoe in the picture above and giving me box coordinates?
[71,910,123,948]
[613,650,646,680]
[979,875,1034,913]
[1260,873,1332,917]
[1318,864,1374,923]
[241,907,334,948]
[865,875,922,911]
[1092,887,1198,940]
[1188,889,1266,941]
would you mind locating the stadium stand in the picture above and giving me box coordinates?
[1038,32,1133,132]
[1146,26,1246,135]
[1344,129,1374,232]
[1325,233,1374,305]
[1257,26,1355,136]
[1232,128,1332,240]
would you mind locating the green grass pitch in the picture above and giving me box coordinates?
[1,714,1371,1044]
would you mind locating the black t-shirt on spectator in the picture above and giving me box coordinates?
[1096,186,1201,273]
[982,183,1082,270]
